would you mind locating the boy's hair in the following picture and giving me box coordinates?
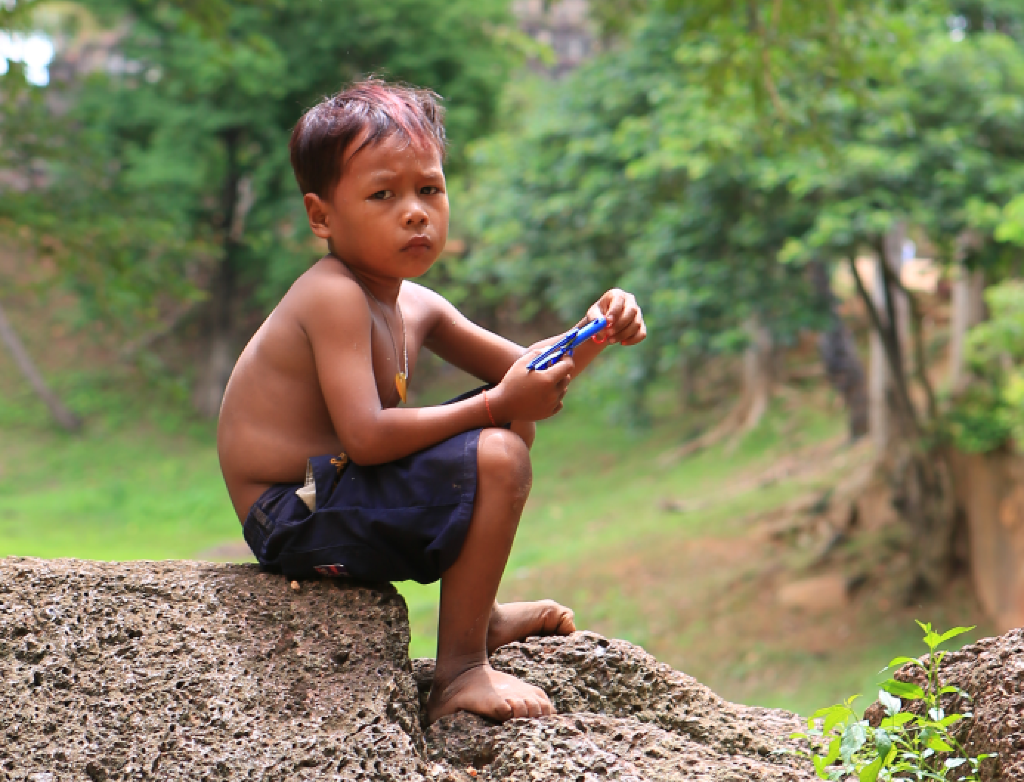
[289,78,447,199]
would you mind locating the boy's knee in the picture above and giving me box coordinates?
[477,428,532,502]
[510,419,536,449]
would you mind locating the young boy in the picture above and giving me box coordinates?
[217,79,645,724]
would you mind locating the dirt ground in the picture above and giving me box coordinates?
[501,437,994,715]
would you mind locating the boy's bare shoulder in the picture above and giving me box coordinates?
[283,259,371,333]
[402,280,462,321]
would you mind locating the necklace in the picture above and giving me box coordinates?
[364,286,409,404]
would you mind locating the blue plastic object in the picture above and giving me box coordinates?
[527,317,608,371]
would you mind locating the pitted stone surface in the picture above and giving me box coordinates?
[866,627,1024,782]
[2,558,823,780]
[419,633,814,781]
[0,558,426,781]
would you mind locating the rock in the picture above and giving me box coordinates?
[0,557,818,780]
[865,627,1024,782]
[422,633,813,780]
[0,558,424,781]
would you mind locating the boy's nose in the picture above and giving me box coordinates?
[404,201,429,226]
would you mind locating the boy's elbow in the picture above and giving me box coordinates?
[341,430,387,466]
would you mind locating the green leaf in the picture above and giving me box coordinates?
[882,712,917,728]
[885,656,925,670]
[812,754,830,778]
[936,626,975,645]
[823,709,848,736]
[873,728,893,763]
[878,689,902,716]
[840,723,868,765]
[822,735,842,767]
[881,680,925,700]
[925,736,954,753]
[859,757,883,782]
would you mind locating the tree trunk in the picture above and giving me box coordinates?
[809,261,868,440]
[868,225,912,453]
[740,315,772,431]
[193,132,247,419]
[849,243,957,600]
[948,262,986,392]
[0,301,82,431]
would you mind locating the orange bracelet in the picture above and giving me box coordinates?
[482,388,497,426]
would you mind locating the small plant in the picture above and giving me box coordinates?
[788,622,997,781]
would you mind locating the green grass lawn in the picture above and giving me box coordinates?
[0,374,991,717]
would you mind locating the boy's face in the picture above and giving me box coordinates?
[303,132,449,281]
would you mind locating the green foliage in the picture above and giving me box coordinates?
[461,6,829,407]
[789,623,996,781]
[462,0,1024,422]
[942,281,1024,452]
[1,0,516,337]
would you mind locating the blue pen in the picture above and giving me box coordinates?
[527,317,608,371]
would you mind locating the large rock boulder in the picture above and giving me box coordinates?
[17,557,1017,780]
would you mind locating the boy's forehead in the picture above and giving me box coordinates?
[342,132,444,178]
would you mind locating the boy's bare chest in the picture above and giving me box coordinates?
[366,299,427,409]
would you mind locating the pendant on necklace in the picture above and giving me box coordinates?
[395,372,408,404]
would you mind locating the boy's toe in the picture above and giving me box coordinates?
[557,609,576,634]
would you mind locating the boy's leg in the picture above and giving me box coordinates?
[485,419,576,653]
[428,427,554,723]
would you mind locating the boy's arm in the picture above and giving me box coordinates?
[302,278,573,466]
[416,285,527,384]
[419,285,645,382]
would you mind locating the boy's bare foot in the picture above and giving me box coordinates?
[427,663,555,724]
[487,600,576,653]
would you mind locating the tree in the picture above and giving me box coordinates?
[461,8,834,429]
[1,0,517,417]
[464,0,1024,596]
[782,3,1024,593]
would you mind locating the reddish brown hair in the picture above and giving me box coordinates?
[289,78,447,198]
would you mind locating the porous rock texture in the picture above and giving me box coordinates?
[2,557,817,780]
[865,626,1024,782]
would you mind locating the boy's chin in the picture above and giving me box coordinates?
[396,250,442,279]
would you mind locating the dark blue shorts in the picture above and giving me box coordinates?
[242,387,499,584]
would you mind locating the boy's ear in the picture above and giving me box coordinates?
[303,193,331,240]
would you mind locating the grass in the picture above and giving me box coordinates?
[0,371,992,717]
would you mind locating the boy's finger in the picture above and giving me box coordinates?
[617,319,644,345]
[553,357,575,380]
[609,305,639,342]
[602,292,625,322]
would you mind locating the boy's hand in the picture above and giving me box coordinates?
[583,289,646,345]
[490,348,574,422]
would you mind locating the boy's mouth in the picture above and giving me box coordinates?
[402,235,432,250]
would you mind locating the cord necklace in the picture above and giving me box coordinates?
[363,285,409,404]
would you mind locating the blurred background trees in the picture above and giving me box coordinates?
[5,0,1024,700]
[2,0,516,416]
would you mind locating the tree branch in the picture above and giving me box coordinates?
[881,258,938,422]
[0,301,82,432]
[847,254,919,435]
[748,0,786,118]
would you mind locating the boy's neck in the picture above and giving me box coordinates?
[326,248,402,304]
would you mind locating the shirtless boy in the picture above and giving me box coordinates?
[217,79,646,724]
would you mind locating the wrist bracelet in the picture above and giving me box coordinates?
[482,389,498,426]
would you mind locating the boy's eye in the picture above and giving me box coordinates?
[370,189,394,200]
[420,186,441,195]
